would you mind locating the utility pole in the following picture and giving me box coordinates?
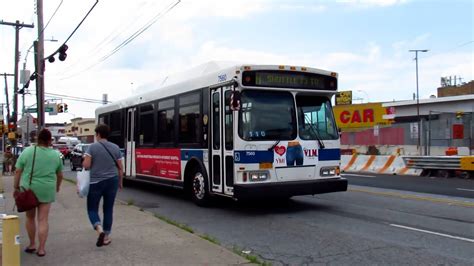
[2,73,14,125]
[0,20,34,145]
[36,0,46,129]
[409,49,429,155]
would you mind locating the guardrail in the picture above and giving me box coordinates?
[402,156,473,178]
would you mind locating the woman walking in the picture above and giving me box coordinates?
[4,145,14,175]
[83,124,123,247]
[13,129,64,257]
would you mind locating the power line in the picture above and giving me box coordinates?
[45,92,111,103]
[25,92,110,104]
[41,0,64,37]
[59,0,181,80]
[59,1,161,75]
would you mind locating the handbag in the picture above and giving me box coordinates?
[76,169,90,198]
[14,146,40,212]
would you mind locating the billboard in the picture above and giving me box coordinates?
[333,103,393,129]
[335,91,352,105]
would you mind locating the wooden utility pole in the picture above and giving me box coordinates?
[36,0,46,129]
[0,20,34,135]
[2,73,14,124]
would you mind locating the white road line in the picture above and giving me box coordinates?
[457,188,474,192]
[342,173,376,178]
[390,224,474,243]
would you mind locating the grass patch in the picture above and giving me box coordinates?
[63,177,76,184]
[126,198,135,206]
[232,247,270,266]
[199,234,220,245]
[153,214,194,234]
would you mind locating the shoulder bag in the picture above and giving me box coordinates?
[14,146,40,212]
[98,141,120,169]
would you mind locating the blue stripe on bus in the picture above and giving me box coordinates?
[234,150,274,164]
[318,148,341,161]
[181,150,203,161]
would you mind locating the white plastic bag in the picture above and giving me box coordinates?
[76,169,90,198]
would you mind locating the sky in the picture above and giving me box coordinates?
[1,0,473,124]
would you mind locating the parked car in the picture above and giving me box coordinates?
[53,143,71,159]
[70,144,91,171]
[52,145,66,165]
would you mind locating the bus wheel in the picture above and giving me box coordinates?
[191,167,210,206]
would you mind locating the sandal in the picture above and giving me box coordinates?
[96,232,105,247]
[37,251,46,257]
[103,239,112,246]
[24,247,36,253]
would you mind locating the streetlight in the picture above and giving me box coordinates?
[409,49,429,155]
[357,90,370,103]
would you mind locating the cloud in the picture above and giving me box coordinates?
[337,0,408,7]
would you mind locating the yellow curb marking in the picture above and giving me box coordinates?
[349,188,474,208]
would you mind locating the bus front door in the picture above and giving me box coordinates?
[125,108,137,177]
[210,86,235,196]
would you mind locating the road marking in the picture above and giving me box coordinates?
[457,188,474,192]
[343,173,376,178]
[390,224,474,243]
[349,188,474,208]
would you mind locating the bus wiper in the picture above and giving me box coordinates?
[268,140,281,151]
[304,116,325,149]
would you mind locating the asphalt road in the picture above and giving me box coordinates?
[63,166,474,265]
[343,173,474,199]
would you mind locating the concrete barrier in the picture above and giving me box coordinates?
[341,155,422,176]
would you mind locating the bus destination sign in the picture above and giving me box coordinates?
[242,70,337,90]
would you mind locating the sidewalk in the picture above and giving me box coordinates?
[1,174,250,265]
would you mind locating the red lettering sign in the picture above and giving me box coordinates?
[135,148,181,180]
[351,110,361,123]
[340,111,350,123]
[363,109,374,122]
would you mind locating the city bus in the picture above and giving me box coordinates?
[95,63,347,205]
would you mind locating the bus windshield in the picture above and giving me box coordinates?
[297,95,338,140]
[239,90,296,141]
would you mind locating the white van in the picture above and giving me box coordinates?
[57,136,81,147]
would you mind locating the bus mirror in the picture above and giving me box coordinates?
[230,91,241,111]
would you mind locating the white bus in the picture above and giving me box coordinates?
[96,63,347,205]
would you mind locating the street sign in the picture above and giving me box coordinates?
[26,107,55,113]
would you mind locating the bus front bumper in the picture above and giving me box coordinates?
[233,177,348,199]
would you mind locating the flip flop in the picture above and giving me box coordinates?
[36,251,46,257]
[24,248,36,253]
[103,239,112,246]
[96,232,105,247]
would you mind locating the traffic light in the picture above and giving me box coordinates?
[456,111,464,119]
[64,103,68,112]
[57,104,64,113]
[58,44,68,61]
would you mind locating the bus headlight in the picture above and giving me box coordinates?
[320,167,339,177]
[248,171,269,181]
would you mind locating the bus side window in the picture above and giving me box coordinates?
[224,90,233,150]
[212,92,220,149]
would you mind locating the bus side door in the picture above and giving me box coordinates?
[210,86,235,195]
[126,107,137,177]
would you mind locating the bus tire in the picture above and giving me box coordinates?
[190,166,211,206]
